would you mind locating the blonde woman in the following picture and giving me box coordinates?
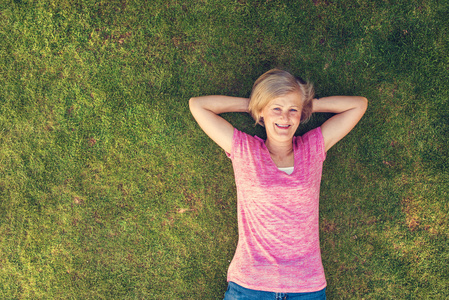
[189,69,367,300]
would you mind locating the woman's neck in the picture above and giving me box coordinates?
[265,139,294,168]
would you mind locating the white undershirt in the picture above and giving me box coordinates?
[278,166,294,175]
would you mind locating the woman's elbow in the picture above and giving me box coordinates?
[189,97,198,112]
[359,96,368,110]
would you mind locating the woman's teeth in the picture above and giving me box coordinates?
[276,124,290,128]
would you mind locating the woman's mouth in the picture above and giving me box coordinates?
[275,123,290,129]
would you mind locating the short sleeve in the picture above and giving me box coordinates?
[225,128,240,160]
[301,127,326,162]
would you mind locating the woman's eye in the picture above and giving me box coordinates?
[273,108,281,111]
[290,109,297,112]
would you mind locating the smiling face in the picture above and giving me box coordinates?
[260,92,303,143]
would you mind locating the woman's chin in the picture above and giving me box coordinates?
[266,131,294,142]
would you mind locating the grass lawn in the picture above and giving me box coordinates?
[0,0,448,299]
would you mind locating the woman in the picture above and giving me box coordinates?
[189,69,367,299]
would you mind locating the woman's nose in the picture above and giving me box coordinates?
[281,111,288,119]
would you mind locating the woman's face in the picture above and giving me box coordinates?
[260,92,302,143]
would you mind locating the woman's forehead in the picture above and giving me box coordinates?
[267,92,303,106]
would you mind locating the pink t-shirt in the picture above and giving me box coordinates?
[226,127,327,293]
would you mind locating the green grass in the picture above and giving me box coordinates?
[0,0,448,298]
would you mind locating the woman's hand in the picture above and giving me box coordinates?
[189,96,249,153]
[313,96,368,152]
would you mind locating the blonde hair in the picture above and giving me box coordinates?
[248,69,314,126]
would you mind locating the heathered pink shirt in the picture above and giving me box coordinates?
[226,127,327,293]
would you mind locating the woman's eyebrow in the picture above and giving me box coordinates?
[270,103,301,108]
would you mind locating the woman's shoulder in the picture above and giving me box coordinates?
[294,127,322,142]
[302,127,323,139]
[294,127,326,158]
[228,128,266,159]
[233,128,265,147]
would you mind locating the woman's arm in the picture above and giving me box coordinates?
[189,95,249,153]
[313,96,368,152]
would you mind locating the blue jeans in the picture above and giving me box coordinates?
[224,282,326,300]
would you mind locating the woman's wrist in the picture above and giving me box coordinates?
[228,97,250,113]
[311,96,368,114]
[311,98,321,113]
[191,96,249,114]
